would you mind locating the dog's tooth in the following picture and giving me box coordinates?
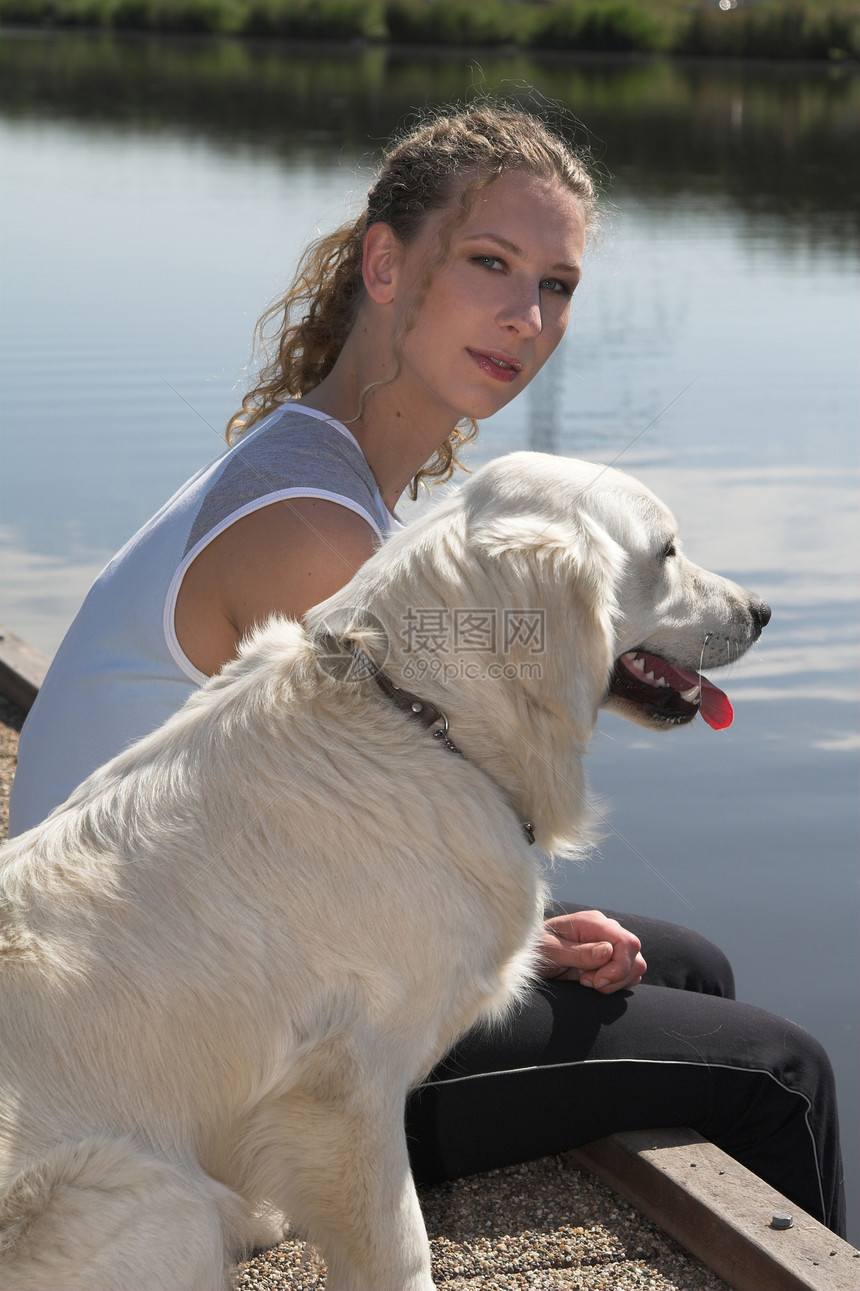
[629,656,645,672]
[680,685,701,703]
[655,677,668,688]
[644,670,656,682]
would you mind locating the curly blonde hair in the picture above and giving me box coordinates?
[227,101,597,498]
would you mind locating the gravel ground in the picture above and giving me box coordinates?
[235,1153,732,1289]
[0,698,729,1290]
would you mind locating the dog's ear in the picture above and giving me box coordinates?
[471,509,621,704]
[465,511,622,856]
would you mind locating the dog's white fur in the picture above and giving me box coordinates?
[0,454,767,1290]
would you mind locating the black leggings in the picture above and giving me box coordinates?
[406,903,846,1237]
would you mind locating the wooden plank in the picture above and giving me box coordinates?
[571,1128,859,1291]
[0,626,49,712]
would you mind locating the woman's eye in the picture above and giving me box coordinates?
[540,277,573,296]
[473,255,504,272]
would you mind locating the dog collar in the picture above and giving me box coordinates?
[338,642,535,847]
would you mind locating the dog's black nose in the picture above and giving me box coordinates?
[751,600,772,631]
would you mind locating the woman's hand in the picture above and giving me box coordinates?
[538,910,646,993]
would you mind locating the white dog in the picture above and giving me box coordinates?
[0,453,769,1290]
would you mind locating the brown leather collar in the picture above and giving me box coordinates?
[371,668,446,733]
[369,668,466,758]
[341,642,535,846]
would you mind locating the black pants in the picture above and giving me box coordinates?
[406,903,846,1237]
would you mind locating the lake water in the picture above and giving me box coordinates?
[1,29,858,1238]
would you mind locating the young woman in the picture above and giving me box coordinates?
[9,102,846,1235]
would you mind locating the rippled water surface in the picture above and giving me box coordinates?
[1,31,858,1238]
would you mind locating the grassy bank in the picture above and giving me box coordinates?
[1,0,858,62]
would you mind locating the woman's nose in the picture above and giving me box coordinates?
[500,288,542,337]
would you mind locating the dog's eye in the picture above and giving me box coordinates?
[662,541,677,560]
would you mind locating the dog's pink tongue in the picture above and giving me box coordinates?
[700,678,733,729]
[676,665,734,730]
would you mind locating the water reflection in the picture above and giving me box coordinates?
[1,30,858,246]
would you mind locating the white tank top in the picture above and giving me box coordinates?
[9,404,399,835]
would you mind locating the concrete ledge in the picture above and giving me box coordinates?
[572,1128,859,1291]
[0,625,49,712]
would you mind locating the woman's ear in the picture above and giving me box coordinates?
[362,221,402,304]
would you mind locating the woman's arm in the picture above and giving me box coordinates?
[174,497,378,676]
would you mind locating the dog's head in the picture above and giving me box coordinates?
[307,452,769,852]
[459,453,770,733]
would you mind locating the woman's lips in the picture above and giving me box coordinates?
[467,349,522,383]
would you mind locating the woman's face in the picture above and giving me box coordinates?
[390,170,587,425]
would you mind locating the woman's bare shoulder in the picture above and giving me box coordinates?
[175,497,378,676]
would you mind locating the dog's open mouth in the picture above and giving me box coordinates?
[609,650,734,730]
